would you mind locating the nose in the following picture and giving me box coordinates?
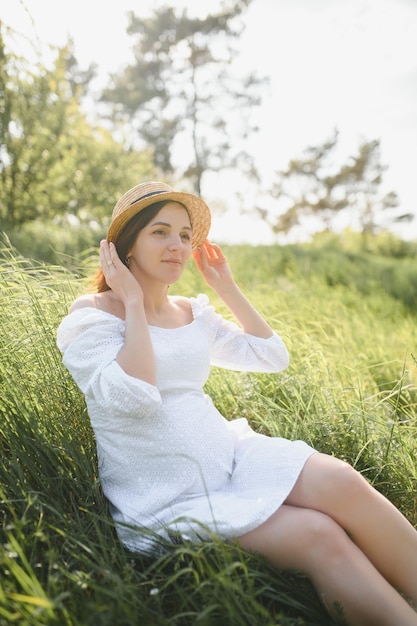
[168,233,184,250]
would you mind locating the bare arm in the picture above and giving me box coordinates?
[192,241,274,339]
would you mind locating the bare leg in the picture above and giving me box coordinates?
[286,452,417,604]
[238,504,417,625]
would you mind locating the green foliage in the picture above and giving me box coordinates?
[101,2,265,193]
[0,239,416,624]
[0,31,155,230]
[260,129,411,237]
[3,223,102,269]
[314,228,417,259]
[218,235,417,312]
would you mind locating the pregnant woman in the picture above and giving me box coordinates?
[57,181,417,625]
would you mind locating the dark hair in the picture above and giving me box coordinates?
[93,200,175,293]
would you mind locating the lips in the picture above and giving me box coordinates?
[163,259,182,266]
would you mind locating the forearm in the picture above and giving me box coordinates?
[216,281,274,339]
[194,241,275,339]
[116,300,156,384]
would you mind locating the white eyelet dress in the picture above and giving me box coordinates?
[57,294,316,553]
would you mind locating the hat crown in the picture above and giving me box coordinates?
[112,181,174,220]
[108,180,211,250]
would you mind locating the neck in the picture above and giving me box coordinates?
[141,283,170,317]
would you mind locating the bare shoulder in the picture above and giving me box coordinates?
[69,293,97,313]
[69,291,124,319]
[169,295,193,324]
[171,295,190,305]
[170,295,191,312]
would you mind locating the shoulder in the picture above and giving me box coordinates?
[170,295,191,312]
[167,295,193,326]
[57,293,124,353]
[69,291,125,319]
[170,294,210,315]
[69,293,98,313]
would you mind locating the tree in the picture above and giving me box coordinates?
[101,1,266,195]
[0,24,11,181]
[0,28,154,231]
[257,130,412,239]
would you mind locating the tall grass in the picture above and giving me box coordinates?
[0,238,416,625]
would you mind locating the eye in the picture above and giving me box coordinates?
[181,232,191,241]
[153,229,167,236]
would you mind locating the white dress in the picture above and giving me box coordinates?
[57,294,316,553]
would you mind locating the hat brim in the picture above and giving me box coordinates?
[107,190,211,250]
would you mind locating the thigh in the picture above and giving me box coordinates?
[285,451,370,513]
[237,504,347,572]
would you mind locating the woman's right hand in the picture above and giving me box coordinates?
[100,240,156,382]
[100,240,143,306]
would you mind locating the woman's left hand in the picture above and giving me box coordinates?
[192,240,234,291]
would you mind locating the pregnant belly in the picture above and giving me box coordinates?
[157,393,235,490]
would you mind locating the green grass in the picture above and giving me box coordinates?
[0,237,416,625]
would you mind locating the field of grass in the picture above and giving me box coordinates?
[0,236,416,625]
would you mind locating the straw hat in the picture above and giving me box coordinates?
[107,181,211,249]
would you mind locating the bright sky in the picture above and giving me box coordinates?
[3,0,417,243]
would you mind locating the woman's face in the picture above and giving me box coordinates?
[127,202,193,285]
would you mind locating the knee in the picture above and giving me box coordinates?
[303,510,345,549]
[317,456,369,503]
[277,509,354,575]
[289,453,371,510]
[301,511,352,566]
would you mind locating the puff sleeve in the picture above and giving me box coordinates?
[57,308,162,419]
[191,294,290,373]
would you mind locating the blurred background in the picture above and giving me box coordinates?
[1,0,416,256]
